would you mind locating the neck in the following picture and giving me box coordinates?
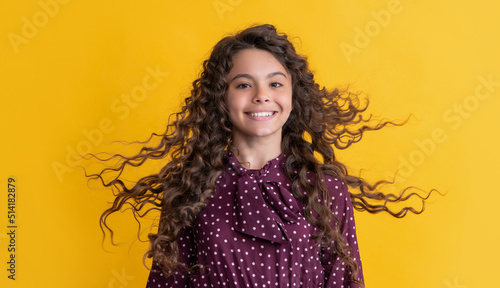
[230,134,282,170]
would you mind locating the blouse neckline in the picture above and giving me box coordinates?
[226,150,287,178]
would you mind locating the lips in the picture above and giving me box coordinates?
[247,111,275,117]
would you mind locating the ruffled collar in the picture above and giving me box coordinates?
[226,150,287,178]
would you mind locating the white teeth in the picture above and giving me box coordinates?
[249,112,274,117]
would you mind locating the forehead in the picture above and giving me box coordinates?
[227,49,289,77]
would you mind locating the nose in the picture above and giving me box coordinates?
[252,85,270,103]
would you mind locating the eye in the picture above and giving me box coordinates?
[270,82,283,88]
[236,83,250,89]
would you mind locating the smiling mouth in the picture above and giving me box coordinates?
[246,111,276,117]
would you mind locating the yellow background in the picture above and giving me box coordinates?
[1,0,499,287]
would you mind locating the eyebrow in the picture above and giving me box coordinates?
[230,71,287,83]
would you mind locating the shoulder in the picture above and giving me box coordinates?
[321,173,353,214]
[298,167,350,204]
[322,173,349,198]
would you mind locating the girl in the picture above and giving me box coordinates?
[92,24,435,287]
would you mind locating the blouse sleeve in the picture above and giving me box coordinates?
[146,226,196,288]
[321,177,365,288]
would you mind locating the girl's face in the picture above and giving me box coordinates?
[225,48,293,144]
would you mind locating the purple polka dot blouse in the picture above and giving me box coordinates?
[147,152,364,287]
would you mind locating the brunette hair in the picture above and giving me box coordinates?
[87,23,438,287]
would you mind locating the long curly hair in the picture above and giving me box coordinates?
[87,24,438,287]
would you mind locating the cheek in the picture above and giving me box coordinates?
[282,93,293,113]
[226,95,243,118]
